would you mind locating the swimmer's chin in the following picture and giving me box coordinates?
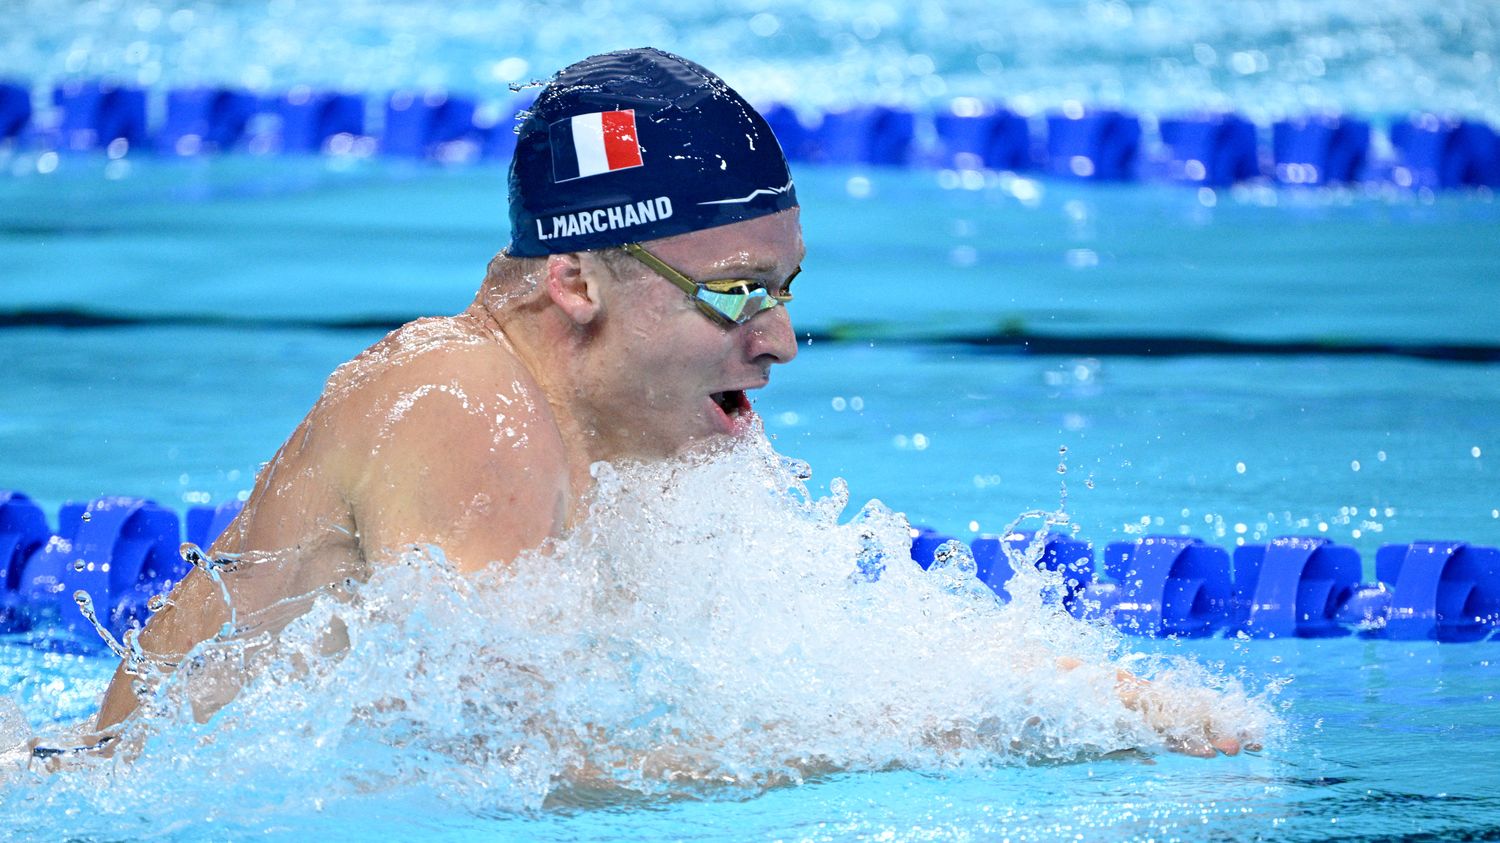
[636,416,767,468]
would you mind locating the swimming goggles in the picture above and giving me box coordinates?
[620,242,799,328]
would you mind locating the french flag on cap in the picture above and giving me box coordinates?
[550,109,645,182]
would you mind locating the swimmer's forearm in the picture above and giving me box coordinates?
[95,568,237,729]
[95,663,140,730]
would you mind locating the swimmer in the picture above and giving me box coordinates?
[88,47,1253,760]
[95,47,803,730]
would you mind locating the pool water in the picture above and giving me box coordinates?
[4,164,1497,557]
[3,159,1499,840]
[4,0,1500,833]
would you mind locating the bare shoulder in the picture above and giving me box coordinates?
[97,316,560,729]
[316,315,571,572]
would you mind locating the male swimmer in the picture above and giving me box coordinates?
[95,47,802,730]
[91,48,1251,758]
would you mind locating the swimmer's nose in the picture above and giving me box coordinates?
[745,304,798,365]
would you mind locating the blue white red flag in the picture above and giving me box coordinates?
[549,109,644,182]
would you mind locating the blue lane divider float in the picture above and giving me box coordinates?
[1230,536,1362,638]
[1375,541,1500,642]
[1155,113,1260,186]
[0,490,243,643]
[1,81,32,143]
[1389,115,1500,190]
[814,105,916,166]
[1096,535,1233,637]
[19,498,182,640]
[912,523,1498,642]
[977,530,1094,615]
[273,88,365,154]
[1272,115,1371,185]
[3,487,1497,645]
[158,87,259,155]
[5,78,1499,191]
[185,500,243,551]
[911,527,1094,613]
[1045,109,1141,181]
[932,105,1031,171]
[382,90,478,158]
[52,80,149,152]
[0,492,50,600]
[759,103,817,162]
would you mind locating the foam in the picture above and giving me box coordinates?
[0,427,1274,828]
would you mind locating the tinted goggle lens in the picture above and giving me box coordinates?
[696,286,788,324]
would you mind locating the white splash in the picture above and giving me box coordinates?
[0,431,1273,832]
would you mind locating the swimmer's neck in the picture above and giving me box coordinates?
[464,281,608,470]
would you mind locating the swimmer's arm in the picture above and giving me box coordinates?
[1056,656,1260,758]
[342,354,570,574]
[94,568,234,730]
[96,414,361,730]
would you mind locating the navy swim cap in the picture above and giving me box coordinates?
[507,48,797,257]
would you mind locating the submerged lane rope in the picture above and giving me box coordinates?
[7,307,1500,362]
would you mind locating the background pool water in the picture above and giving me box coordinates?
[4,0,1500,838]
[3,160,1499,839]
[5,0,1499,120]
[3,164,1497,563]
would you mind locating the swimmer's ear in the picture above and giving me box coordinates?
[543,253,603,325]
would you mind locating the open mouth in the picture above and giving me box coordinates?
[711,389,748,417]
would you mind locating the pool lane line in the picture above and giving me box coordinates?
[5,307,1500,362]
[0,308,404,333]
[945,331,1500,363]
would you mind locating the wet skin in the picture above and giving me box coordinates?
[94,209,804,729]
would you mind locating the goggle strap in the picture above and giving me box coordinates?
[621,241,791,326]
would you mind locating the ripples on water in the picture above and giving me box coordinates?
[0,430,1272,833]
[3,0,1497,121]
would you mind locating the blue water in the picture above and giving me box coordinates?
[5,166,1497,560]
[5,0,1499,121]
[4,1,1500,839]
[3,160,1498,840]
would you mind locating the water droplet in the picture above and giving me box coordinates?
[1057,463,1067,474]
[80,511,92,523]
[148,594,170,613]
[1084,478,1095,489]
[1058,445,1068,455]
[72,559,86,572]
[73,590,91,607]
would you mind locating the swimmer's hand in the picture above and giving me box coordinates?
[1056,656,1262,758]
[24,729,122,772]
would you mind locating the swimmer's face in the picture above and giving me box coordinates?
[580,208,803,458]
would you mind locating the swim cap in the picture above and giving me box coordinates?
[507,48,798,257]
